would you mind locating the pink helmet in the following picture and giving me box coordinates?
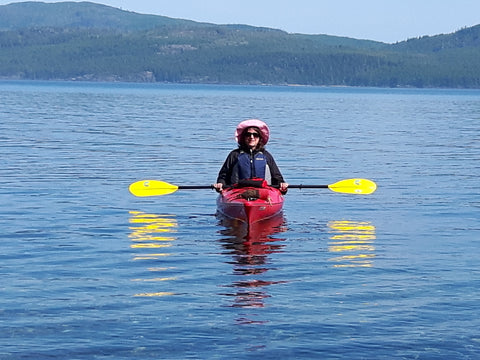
[235,119,270,145]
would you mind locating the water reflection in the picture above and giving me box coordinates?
[217,214,287,317]
[128,211,178,297]
[327,220,376,268]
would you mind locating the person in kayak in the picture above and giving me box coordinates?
[213,119,288,193]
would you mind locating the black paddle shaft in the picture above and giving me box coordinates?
[283,184,329,189]
[178,185,214,190]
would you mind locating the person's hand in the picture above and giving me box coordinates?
[279,182,288,193]
[213,183,224,192]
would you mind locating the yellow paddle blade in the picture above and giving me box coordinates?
[129,180,179,197]
[328,178,377,195]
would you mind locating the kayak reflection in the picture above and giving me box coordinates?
[327,220,376,268]
[217,213,288,313]
[128,211,178,297]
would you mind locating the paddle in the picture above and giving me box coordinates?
[129,178,376,197]
[289,178,377,194]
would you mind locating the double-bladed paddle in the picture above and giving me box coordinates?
[129,178,377,197]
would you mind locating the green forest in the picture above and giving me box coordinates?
[1,2,480,88]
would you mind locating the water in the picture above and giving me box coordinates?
[1,81,479,359]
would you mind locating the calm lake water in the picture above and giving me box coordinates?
[1,81,479,359]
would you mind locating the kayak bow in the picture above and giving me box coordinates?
[216,186,284,224]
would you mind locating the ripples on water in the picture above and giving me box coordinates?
[1,81,479,359]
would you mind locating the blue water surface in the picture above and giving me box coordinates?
[1,81,479,359]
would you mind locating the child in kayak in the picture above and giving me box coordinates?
[213,119,288,193]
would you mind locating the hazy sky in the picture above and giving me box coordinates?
[1,0,479,43]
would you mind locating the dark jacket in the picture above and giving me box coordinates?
[216,148,285,186]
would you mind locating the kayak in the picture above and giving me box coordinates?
[216,186,284,224]
[218,210,285,242]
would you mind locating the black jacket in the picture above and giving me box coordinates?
[216,148,285,186]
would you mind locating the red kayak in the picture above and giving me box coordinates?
[216,186,285,224]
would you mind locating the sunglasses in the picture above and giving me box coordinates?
[245,132,260,138]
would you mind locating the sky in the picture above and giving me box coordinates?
[1,0,479,43]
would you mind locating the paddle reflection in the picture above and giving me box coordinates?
[128,211,178,297]
[327,220,376,268]
[217,214,287,315]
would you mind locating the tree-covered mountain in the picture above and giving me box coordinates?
[0,1,204,30]
[1,1,479,88]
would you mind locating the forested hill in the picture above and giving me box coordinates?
[1,1,479,88]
